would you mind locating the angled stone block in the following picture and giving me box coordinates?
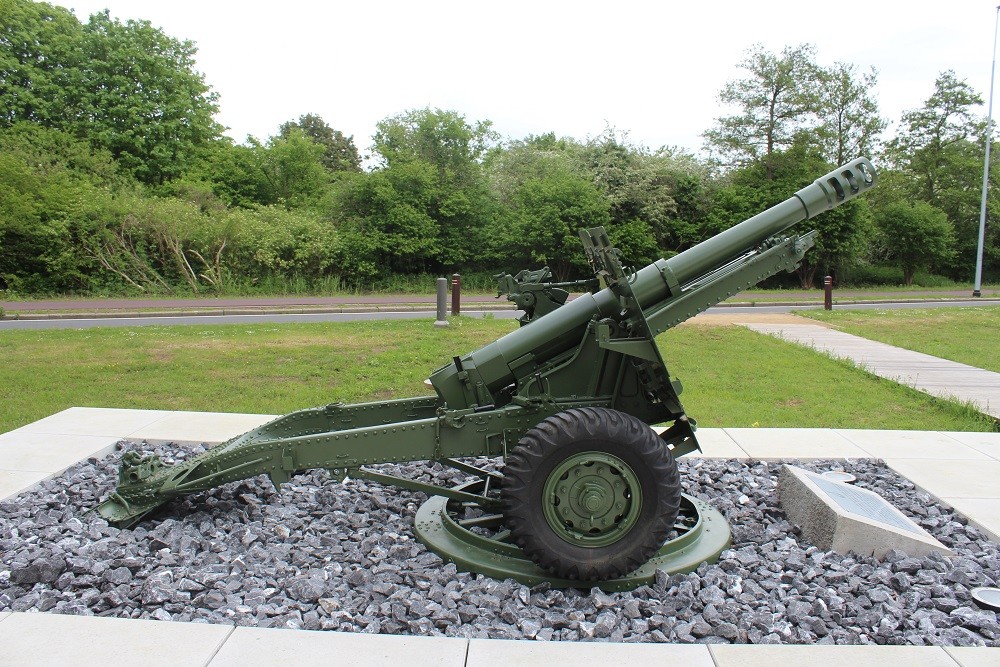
[778,464,953,559]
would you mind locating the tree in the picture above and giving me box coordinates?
[0,0,84,126]
[886,71,994,278]
[279,113,361,173]
[256,128,331,209]
[874,202,956,285]
[889,71,983,204]
[508,167,612,280]
[77,11,221,183]
[333,163,441,276]
[704,44,823,178]
[180,139,271,209]
[0,1,221,184]
[373,108,497,179]
[0,123,121,293]
[816,62,887,165]
[370,108,499,267]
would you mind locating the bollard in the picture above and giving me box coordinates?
[823,275,833,311]
[451,273,461,316]
[434,277,450,327]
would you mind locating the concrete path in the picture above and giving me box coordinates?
[744,324,1000,420]
[1,407,999,665]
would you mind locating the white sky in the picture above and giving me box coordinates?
[56,0,1000,161]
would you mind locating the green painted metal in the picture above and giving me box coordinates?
[94,158,877,583]
[541,451,642,548]
[414,480,732,591]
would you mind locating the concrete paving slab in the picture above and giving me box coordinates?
[0,611,233,667]
[466,639,714,666]
[886,458,1000,499]
[834,429,992,460]
[709,644,960,667]
[0,611,10,622]
[0,469,51,500]
[937,497,1000,542]
[125,411,278,444]
[0,432,118,472]
[690,428,749,458]
[10,406,171,437]
[943,432,1000,462]
[944,646,1000,666]
[744,323,1000,419]
[723,427,870,459]
[210,626,468,666]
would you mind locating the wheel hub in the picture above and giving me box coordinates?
[543,452,641,547]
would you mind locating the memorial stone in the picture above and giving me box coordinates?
[778,464,954,559]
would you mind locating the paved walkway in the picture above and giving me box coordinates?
[1,407,999,665]
[744,324,1000,420]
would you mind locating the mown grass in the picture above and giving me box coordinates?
[800,306,1000,374]
[662,323,994,431]
[0,318,994,435]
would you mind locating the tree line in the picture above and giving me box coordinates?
[1,1,997,296]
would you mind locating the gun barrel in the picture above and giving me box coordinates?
[631,157,877,307]
[430,158,877,407]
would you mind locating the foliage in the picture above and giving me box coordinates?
[280,113,361,173]
[873,201,955,285]
[0,124,123,292]
[705,44,887,180]
[2,17,998,297]
[226,206,340,280]
[506,166,612,280]
[0,0,85,126]
[816,62,887,164]
[884,71,997,280]
[367,108,499,267]
[254,128,331,209]
[704,44,823,176]
[0,1,221,184]
[333,163,440,277]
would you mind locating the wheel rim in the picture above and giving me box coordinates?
[541,451,642,547]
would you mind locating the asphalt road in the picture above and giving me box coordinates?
[1,300,997,330]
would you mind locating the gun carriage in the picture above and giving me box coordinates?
[97,159,877,590]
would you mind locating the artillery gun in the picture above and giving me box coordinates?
[96,159,877,590]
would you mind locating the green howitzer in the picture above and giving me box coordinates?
[96,158,877,587]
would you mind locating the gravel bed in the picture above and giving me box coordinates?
[2,441,999,645]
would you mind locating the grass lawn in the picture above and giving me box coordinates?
[800,306,1000,374]
[0,317,994,435]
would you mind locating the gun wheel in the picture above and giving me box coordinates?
[501,407,681,580]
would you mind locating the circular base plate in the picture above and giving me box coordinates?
[414,488,732,592]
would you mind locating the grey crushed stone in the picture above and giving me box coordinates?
[0,440,998,645]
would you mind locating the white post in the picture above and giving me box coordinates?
[974,5,1000,297]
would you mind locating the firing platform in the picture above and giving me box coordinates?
[1,407,999,665]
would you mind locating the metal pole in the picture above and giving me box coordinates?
[434,277,449,328]
[974,5,1000,298]
[824,275,833,310]
[451,273,461,316]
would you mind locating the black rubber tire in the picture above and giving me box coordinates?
[501,407,681,580]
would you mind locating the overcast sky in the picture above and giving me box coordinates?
[55,1,1000,161]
